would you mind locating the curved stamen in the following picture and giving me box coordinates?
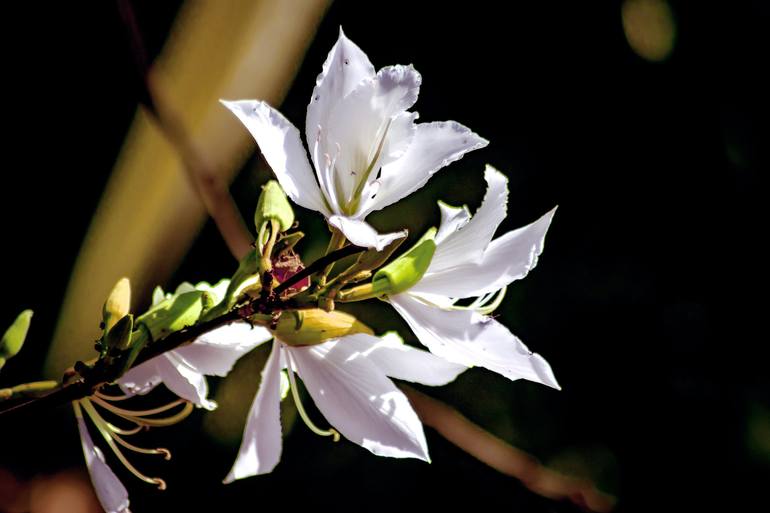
[467,286,507,315]
[92,398,194,428]
[285,352,340,442]
[95,390,134,402]
[91,396,188,418]
[105,421,144,436]
[111,433,172,461]
[80,399,168,490]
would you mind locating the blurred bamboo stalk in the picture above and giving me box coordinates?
[45,0,330,377]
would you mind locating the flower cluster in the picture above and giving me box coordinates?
[61,28,559,513]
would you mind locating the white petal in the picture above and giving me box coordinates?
[76,416,130,513]
[389,294,560,389]
[341,332,467,386]
[427,165,507,272]
[224,340,284,482]
[323,65,422,208]
[221,100,329,215]
[155,354,217,410]
[172,322,272,377]
[434,201,471,245]
[328,215,407,250]
[117,360,161,396]
[306,27,376,164]
[362,122,488,215]
[411,207,557,298]
[288,339,430,461]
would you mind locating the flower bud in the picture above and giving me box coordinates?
[273,309,372,347]
[102,278,131,333]
[0,310,33,370]
[371,228,437,296]
[254,180,295,234]
[136,291,208,340]
[104,314,134,353]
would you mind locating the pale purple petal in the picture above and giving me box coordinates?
[155,354,217,410]
[76,416,130,513]
[224,340,284,482]
[173,322,272,377]
[117,360,161,397]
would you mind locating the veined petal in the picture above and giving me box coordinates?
[221,100,329,215]
[118,360,162,397]
[362,121,488,216]
[155,354,217,410]
[76,416,130,513]
[224,341,284,482]
[411,207,556,298]
[325,65,422,208]
[172,322,272,377]
[328,215,407,250]
[428,165,507,272]
[288,339,430,461]
[306,27,376,165]
[389,294,560,389]
[342,332,467,386]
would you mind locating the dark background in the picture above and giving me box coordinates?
[1,1,766,512]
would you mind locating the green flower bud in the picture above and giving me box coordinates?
[104,314,134,353]
[136,291,207,340]
[255,180,295,234]
[273,309,372,347]
[0,310,33,370]
[371,228,437,296]
[102,277,131,333]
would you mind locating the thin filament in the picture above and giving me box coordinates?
[80,399,167,490]
[285,353,340,442]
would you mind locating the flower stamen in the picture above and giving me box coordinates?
[285,352,340,442]
[79,399,168,490]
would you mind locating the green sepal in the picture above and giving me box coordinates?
[136,290,207,340]
[255,180,295,234]
[1,310,34,369]
[104,314,134,353]
[372,228,437,296]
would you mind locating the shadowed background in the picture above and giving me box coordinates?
[1,1,766,512]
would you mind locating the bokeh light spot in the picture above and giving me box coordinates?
[621,0,676,62]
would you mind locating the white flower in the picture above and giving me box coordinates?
[222,28,488,250]
[118,282,272,409]
[224,331,466,481]
[388,166,560,388]
[75,407,131,513]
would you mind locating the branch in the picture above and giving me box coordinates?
[0,244,362,420]
[400,385,617,512]
[117,0,253,260]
